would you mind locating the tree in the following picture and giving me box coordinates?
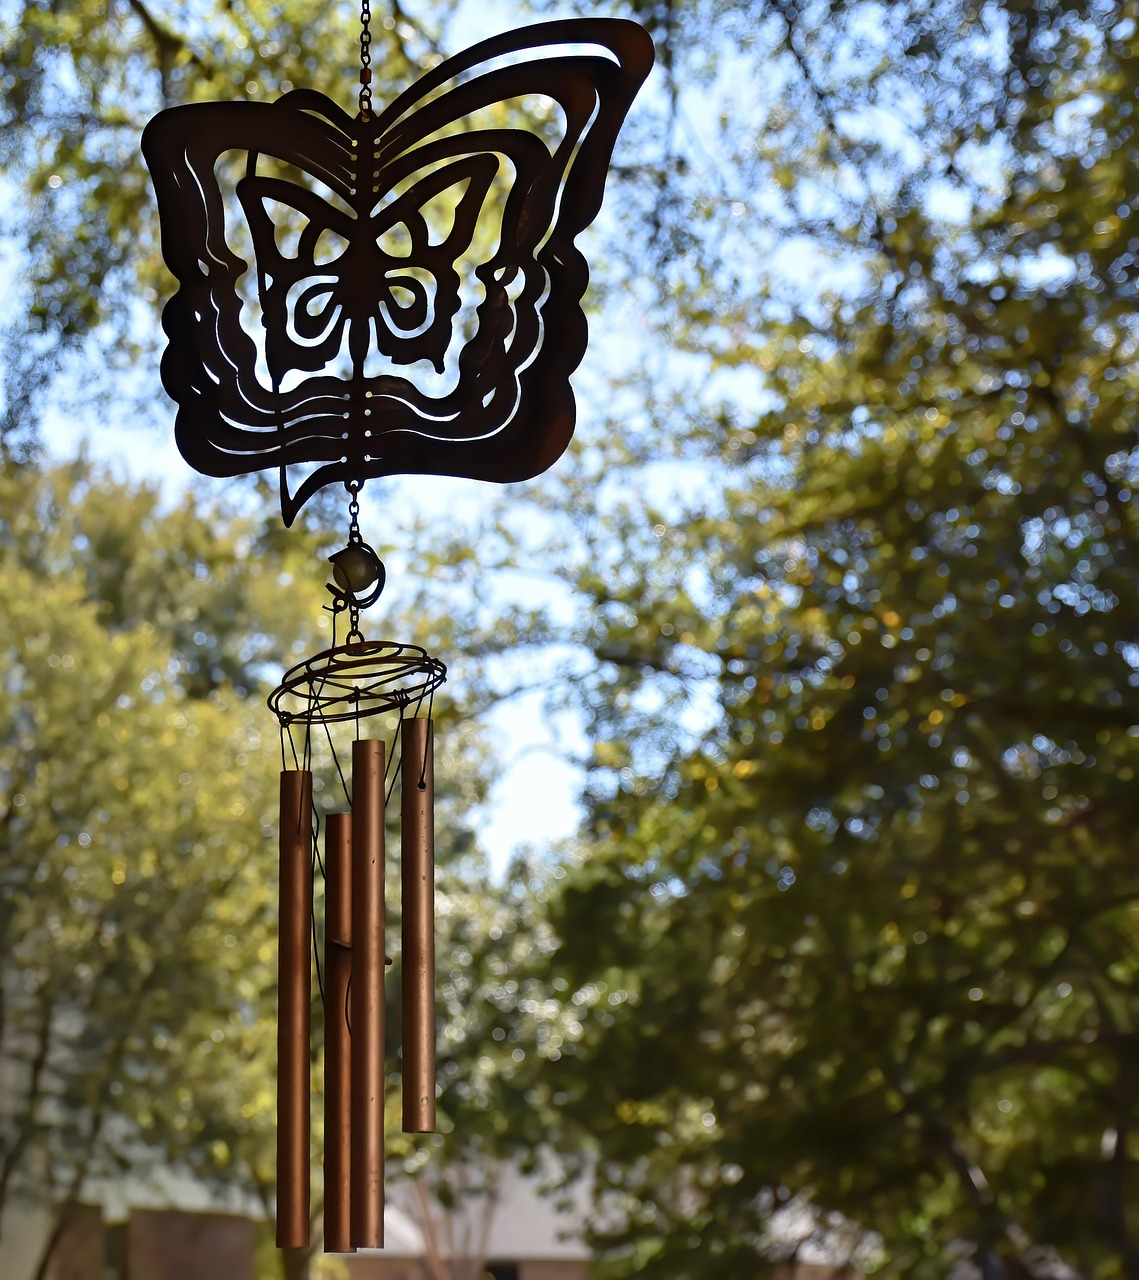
[0,6,594,1276]
[0,0,454,446]
[0,456,553,1280]
[0,458,331,1273]
[14,0,1139,1274]
[523,1,1139,1276]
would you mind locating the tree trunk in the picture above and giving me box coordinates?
[32,1198,78,1280]
[0,989,56,1218]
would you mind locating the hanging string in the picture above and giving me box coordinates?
[309,602,353,811]
[307,757,326,879]
[284,721,301,771]
[300,688,314,776]
[322,713,352,809]
[305,679,326,1009]
[385,702,404,806]
[419,687,435,790]
[312,897,326,1006]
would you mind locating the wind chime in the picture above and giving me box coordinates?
[142,4,652,1255]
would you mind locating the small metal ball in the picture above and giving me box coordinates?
[330,543,381,594]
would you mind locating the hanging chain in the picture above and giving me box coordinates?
[346,481,362,545]
[345,480,363,641]
[359,0,374,119]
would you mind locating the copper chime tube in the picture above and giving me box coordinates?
[277,769,313,1249]
[323,814,354,1254]
[401,718,436,1133]
[350,740,385,1248]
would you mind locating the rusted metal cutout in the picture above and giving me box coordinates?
[142,19,654,524]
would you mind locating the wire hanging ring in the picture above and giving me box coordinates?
[269,639,447,727]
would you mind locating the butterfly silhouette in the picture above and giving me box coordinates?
[142,19,654,524]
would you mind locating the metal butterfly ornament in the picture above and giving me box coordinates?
[142,8,652,1258]
[143,17,654,524]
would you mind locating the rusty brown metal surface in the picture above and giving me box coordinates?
[141,20,653,525]
[323,813,355,1254]
[401,717,436,1134]
[277,769,313,1249]
[350,740,385,1248]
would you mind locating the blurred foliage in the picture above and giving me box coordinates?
[0,0,448,446]
[0,460,322,1269]
[0,6,581,1276]
[0,461,548,1280]
[3,0,1139,1278]
[513,0,1139,1277]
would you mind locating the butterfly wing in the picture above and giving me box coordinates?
[143,94,361,497]
[351,20,655,492]
[235,175,358,378]
[142,20,653,524]
[365,152,499,373]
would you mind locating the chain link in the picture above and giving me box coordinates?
[354,5,374,631]
[345,479,364,639]
[347,600,363,643]
[346,479,362,543]
[359,0,374,119]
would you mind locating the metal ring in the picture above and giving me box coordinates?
[268,639,447,727]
